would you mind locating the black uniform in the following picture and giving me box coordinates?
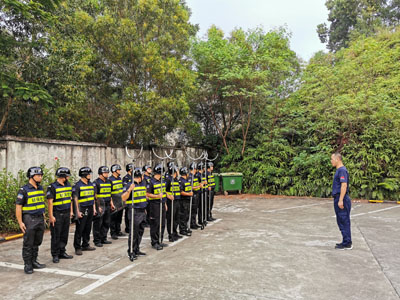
[46,181,72,258]
[147,177,167,246]
[73,179,95,250]
[124,180,148,254]
[206,171,216,220]
[143,174,152,226]
[92,177,112,244]
[196,171,206,225]
[166,175,180,239]
[123,173,132,233]
[189,173,200,227]
[16,183,45,266]
[109,175,124,238]
[179,176,192,233]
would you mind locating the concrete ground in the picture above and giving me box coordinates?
[1,195,400,300]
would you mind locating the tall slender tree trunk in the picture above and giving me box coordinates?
[0,97,13,134]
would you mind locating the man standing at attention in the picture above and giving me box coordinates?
[331,153,352,250]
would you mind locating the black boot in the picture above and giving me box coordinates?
[24,263,33,274]
[32,260,46,269]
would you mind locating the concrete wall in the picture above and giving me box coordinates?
[0,136,204,177]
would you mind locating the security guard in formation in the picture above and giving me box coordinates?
[206,162,216,221]
[73,167,96,255]
[123,163,134,233]
[122,168,147,260]
[166,165,182,242]
[142,165,152,227]
[179,167,193,235]
[92,166,113,247]
[189,163,201,229]
[146,164,167,250]
[47,167,74,263]
[15,161,219,273]
[109,164,125,240]
[16,167,46,274]
[196,162,206,227]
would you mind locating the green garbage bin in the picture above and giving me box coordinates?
[214,173,221,193]
[220,172,243,195]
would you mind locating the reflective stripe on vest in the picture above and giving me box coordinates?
[53,186,72,207]
[167,181,181,197]
[97,183,111,199]
[127,186,147,204]
[23,190,45,213]
[192,177,200,191]
[78,185,95,203]
[201,175,208,189]
[148,183,166,200]
[111,180,123,194]
[208,174,216,187]
[184,182,192,192]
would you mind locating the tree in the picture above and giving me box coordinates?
[0,0,57,134]
[191,26,299,155]
[317,0,400,52]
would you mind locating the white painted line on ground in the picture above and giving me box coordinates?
[351,205,400,218]
[168,219,222,247]
[330,205,400,218]
[0,262,105,280]
[263,202,331,213]
[75,263,139,295]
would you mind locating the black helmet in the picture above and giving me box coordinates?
[180,167,188,175]
[56,167,71,178]
[153,164,164,174]
[207,162,214,168]
[98,166,110,175]
[197,162,204,170]
[79,167,92,177]
[27,166,43,178]
[168,165,178,175]
[167,162,174,169]
[126,163,134,172]
[189,162,197,170]
[111,164,122,173]
[133,167,142,178]
[142,165,151,172]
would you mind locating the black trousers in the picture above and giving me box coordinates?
[50,209,70,257]
[127,207,146,253]
[198,190,208,224]
[110,209,123,236]
[124,207,129,233]
[191,193,199,226]
[166,199,179,236]
[179,199,190,232]
[148,201,166,246]
[93,202,111,244]
[22,214,45,265]
[208,190,215,218]
[74,205,93,249]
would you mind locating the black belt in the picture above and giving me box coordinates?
[24,213,43,218]
[133,208,146,212]
[54,209,70,213]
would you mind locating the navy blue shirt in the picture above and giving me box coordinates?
[147,177,167,203]
[123,173,132,186]
[332,166,349,196]
[123,180,148,209]
[47,181,73,211]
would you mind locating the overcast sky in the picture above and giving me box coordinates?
[185,0,329,61]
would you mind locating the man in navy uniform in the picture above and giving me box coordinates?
[166,165,182,242]
[146,164,168,250]
[73,167,96,255]
[16,167,46,274]
[123,163,134,233]
[122,168,148,259]
[47,167,74,263]
[206,162,216,221]
[179,167,194,236]
[92,166,113,247]
[331,153,352,250]
[109,164,125,239]
[189,162,201,229]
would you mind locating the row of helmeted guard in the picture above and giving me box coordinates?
[15,161,216,274]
